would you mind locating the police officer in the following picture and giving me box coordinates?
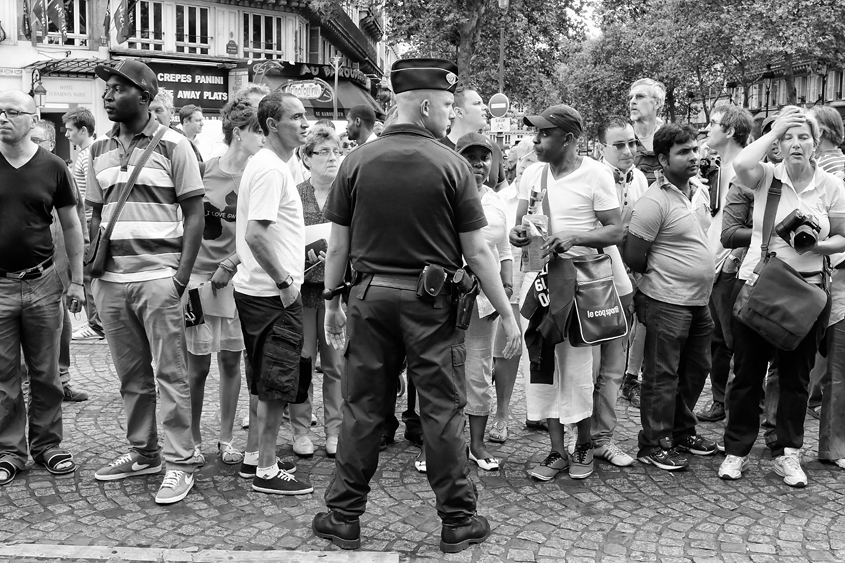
[312,58,521,553]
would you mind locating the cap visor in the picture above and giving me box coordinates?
[523,115,555,129]
[458,142,493,155]
[94,65,116,83]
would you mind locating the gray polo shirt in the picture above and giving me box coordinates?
[629,179,715,306]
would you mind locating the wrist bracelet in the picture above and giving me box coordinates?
[503,283,513,289]
[173,277,187,288]
[218,262,235,274]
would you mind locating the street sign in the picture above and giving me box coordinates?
[490,117,509,133]
[489,93,510,118]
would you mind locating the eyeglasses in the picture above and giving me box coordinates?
[605,140,637,151]
[30,137,46,144]
[0,108,36,119]
[313,148,341,157]
[708,119,723,128]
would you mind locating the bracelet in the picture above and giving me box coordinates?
[71,281,84,286]
[173,277,187,288]
[503,283,513,290]
[218,261,235,275]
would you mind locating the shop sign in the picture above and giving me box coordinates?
[148,62,229,111]
[283,79,333,102]
[250,61,370,90]
[44,77,90,104]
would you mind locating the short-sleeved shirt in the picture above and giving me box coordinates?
[73,145,92,222]
[193,157,240,275]
[233,148,305,297]
[439,134,506,188]
[0,146,77,272]
[818,149,845,180]
[629,179,715,306]
[325,123,486,276]
[738,162,845,283]
[707,162,736,273]
[599,159,648,227]
[86,115,204,282]
[479,187,512,264]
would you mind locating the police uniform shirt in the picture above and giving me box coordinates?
[324,123,487,276]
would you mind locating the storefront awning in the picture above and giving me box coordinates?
[263,77,383,121]
[25,57,110,78]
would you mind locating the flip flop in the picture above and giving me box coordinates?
[0,460,20,485]
[37,450,77,475]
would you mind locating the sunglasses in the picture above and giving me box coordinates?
[605,140,638,151]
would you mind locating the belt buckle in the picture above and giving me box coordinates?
[7,270,28,280]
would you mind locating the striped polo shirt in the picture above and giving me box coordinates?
[86,114,204,282]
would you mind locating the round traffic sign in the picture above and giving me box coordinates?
[488,93,510,118]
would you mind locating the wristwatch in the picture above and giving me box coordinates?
[276,275,294,290]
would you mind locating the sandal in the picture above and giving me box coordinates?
[37,450,77,475]
[193,446,206,467]
[489,420,508,443]
[414,450,427,474]
[0,460,20,485]
[218,440,243,465]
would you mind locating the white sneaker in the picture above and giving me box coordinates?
[293,436,314,457]
[835,459,845,469]
[593,442,634,467]
[155,470,194,504]
[241,413,250,429]
[718,454,748,480]
[71,324,104,341]
[774,448,807,487]
[326,436,338,458]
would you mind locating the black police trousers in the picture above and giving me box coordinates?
[324,284,477,522]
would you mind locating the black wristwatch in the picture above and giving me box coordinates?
[276,275,294,290]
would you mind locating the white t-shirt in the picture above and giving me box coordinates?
[518,159,631,294]
[480,187,513,264]
[233,148,305,297]
[599,159,648,227]
[707,162,735,273]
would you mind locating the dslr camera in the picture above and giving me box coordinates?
[775,209,821,254]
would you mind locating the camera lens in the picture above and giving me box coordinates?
[793,225,818,253]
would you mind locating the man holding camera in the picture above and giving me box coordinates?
[696,106,755,424]
[314,58,520,553]
[624,123,718,471]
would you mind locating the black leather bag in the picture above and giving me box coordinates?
[568,252,628,347]
[733,178,829,351]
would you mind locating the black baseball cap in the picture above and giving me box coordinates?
[456,132,494,155]
[523,104,583,136]
[95,59,159,100]
[390,58,459,94]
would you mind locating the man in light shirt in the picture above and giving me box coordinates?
[346,105,378,144]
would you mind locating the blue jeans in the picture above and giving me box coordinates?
[591,334,626,446]
[635,294,713,452]
[0,267,65,470]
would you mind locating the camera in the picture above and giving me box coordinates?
[775,209,821,254]
[699,155,720,178]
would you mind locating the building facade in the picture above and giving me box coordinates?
[0,0,399,161]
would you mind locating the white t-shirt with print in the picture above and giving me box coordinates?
[233,148,305,297]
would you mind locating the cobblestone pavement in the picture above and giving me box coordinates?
[2,340,845,562]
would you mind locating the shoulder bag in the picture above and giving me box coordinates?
[85,125,168,278]
[732,178,829,351]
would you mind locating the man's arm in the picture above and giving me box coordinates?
[244,219,292,285]
[323,223,351,351]
[174,195,204,292]
[55,204,86,312]
[721,183,753,249]
[508,199,531,247]
[461,229,521,358]
[545,208,623,255]
[623,233,652,273]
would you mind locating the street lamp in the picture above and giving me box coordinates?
[686,91,695,122]
[816,59,829,105]
[761,65,775,117]
[725,81,738,105]
[498,0,508,93]
[331,54,342,120]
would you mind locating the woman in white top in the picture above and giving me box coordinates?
[456,133,513,471]
[722,106,845,487]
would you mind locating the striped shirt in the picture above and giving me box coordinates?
[86,114,204,283]
[73,145,92,222]
[818,149,845,180]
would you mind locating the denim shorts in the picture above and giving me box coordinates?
[235,292,303,402]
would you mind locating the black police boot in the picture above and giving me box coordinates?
[440,515,491,553]
[312,510,361,550]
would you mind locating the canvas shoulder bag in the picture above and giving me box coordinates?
[85,125,168,277]
[733,178,829,351]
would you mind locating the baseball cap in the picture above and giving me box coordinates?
[456,132,494,155]
[95,59,159,100]
[761,114,778,134]
[390,58,459,94]
[523,104,583,136]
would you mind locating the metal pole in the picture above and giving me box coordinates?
[333,58,339,121]
[765,88,770,118]
[498,23,504,93]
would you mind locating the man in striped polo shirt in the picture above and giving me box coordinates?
[86,60,205,505]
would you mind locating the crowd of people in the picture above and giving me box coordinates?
[1,55,845,553]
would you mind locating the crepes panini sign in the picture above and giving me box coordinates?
[148,62,229,111]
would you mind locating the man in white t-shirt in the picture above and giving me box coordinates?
[696,105,755,424]
[509,104,624,481]
[233,91,313,496]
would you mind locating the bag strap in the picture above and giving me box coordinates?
[541,164,552,227]
[103,125,168,240]
[760,177,783,257]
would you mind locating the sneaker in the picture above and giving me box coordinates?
[238,457,296,479]
[71,324,104,341]
[835,459,845,469]
[676,434,718,456]
[528,451,568,481]
[594,441,634,467]
[95,452,163,481]
[192,446,205,467]
[774,448,807,488]
[326,436,338,458]
[696,401,726,422]
[252,469,314,495]
[311,413,318,426]
[293,436,315,457]
[62,384,89,402]
[569,443,594,479]
[241,413,249,429]
[637,448,689,471]
[621,376,641,408]
[154,470,194,504]
[807,405,821,420]
[718,454,749,480]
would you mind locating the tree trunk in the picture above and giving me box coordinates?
[695,66,711,123]
[783,52,796,105]
[456,0,487,87]
[665,82,677,123]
